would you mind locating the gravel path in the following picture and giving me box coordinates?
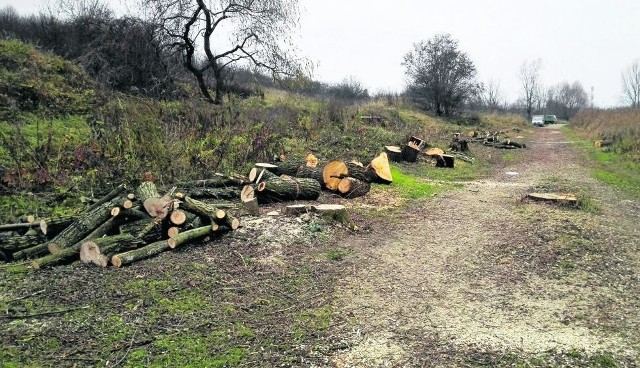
[328,125,640,367]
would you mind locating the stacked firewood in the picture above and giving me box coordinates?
[240,151,393,210]
[0,178,242,269]
[1,151,396,269]
[385,135,457,168]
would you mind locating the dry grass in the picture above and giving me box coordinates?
[571,108,640,159]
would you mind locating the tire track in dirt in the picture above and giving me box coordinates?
[328,125,640,367]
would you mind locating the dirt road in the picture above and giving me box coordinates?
[329,125,640,367]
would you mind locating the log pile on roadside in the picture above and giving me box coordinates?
[467,130,527,149]
[0,177,243,269]
[0,150,396,269]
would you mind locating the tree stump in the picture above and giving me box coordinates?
[384,146,403,162]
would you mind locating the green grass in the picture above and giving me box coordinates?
[564,126,640,197]
[389,165,440,199]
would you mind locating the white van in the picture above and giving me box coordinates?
[532,115,544,127]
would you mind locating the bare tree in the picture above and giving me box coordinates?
[622,59,640,108]
[403,33,480,116]
[518,59,542,119]
[547,81,588,120]
[482,79,504,112]
[145,0,308,104]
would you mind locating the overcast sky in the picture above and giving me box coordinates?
[5,0,640,107]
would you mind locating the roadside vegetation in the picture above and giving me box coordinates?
[567,109,640,196]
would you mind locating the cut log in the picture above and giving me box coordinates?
[34,200,118,256]
[118,208,150,220]
[179,175,245,188]
[254,169,278,184]
[48,216,122,254]
[401,143,421,163]
[111,239,170,268]
[0,222,41,233]
[167,225,212,249]
[169,209,188,226]
[257,176,322,202]
[119,219,163,243]
[111,207,121,217]
[39,215,77,236]
[86,184,127,212]
[214,213,240,230]
[337,177,371,199]
[0,234,45,253]
[241,185,255,202]
[305,153,319,168]
[435,154,455,168]
[12,243,49,260]
[384,146,403,162]
[31,233,132,270]
[346,162,374,183]
[368,152,393,184]
[167,227,180,238]
[323,161,349,191]
[527,192,577,205]
[180,196,223,220]
[79,233,140,267]
[282,204,314,216]
[183,187,241,200]
[295,165,325,186]
[273,161,304,176]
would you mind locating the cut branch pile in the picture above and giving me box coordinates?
[467,130,527,149]
[0,177,245,269]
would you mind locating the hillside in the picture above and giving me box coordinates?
[0,39,528,222]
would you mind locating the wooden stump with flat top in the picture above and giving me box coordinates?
[402,143,421,162]
[384,146,403,162]
[527,192,577,205]
[313,204,351,226]
[435,154,455,168]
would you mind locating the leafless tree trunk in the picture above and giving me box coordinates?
[145,0,309,105]
[622,59,640,108]
[519,59,542,119]
[483,79,503,112]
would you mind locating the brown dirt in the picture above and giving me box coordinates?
[328,125,640,367]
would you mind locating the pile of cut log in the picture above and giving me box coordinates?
[385,135,457,168]
[467,130,527,149]
[0,180,242,269]
[0,150,396,269]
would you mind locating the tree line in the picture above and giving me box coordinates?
[1,0,638,118]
